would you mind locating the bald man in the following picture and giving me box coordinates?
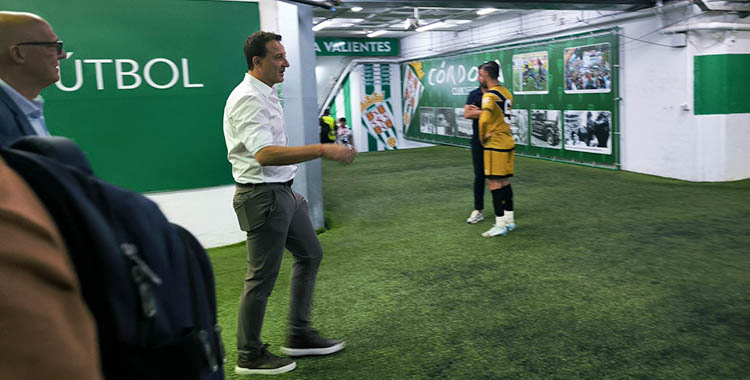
[0,11,67,146]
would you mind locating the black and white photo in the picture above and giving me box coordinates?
[419,107,436,134]
[436,107,455,136]
[455,107,472,138]
[564,110,612,154]
[530,110,562,148]
[510,109,529,145]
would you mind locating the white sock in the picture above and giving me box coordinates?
[505,211,514,224]
[495,216,506,227]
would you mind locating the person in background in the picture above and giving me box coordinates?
[477,61,516,238]
[463,65,487,224]
[223,31,355,376]
[0,157,102,380]
[0,11,67,146]
[335,117,353,148]
[319,108,335,144]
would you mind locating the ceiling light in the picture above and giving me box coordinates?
[351,6,363,12]
[312,19,334,31]
[367,30,388,38]
[477,8,498,16]
[334,18,365,23]
[416,21,448,32]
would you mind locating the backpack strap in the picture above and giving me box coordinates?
[173,224,225,372]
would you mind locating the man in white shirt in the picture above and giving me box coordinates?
[223,31,355,376]
[0,11,67,146]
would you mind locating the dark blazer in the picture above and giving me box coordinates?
[0,85,37,146]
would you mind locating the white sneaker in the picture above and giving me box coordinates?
[482,224,508,237]
[504,211,515,232]
[466,210,484,224]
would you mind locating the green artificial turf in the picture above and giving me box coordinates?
[209,145,750,380]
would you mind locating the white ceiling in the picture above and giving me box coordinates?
[310,0,662,37]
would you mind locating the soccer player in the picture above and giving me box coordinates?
[477,61,516,238]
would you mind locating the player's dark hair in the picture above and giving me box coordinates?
[244,31,282,70]
[480,61,500,80]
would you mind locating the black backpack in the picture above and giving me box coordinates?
[0,137,225,380]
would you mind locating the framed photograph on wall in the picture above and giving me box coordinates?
[436,107,455,136]
[455,107,472,138]
[509,109,529,145]
[564,43,611,93]
[512,51,549,94]
[419,107,436,134]
[530,110,562,148]
[563,110,612,154]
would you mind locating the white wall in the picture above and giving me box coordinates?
[278,1,325,229]
[621,9,750,181]
[619,8,696,180]
[146,186,244,248]
[690,29,750,182]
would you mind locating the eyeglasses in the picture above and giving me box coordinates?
[17,41,64,55]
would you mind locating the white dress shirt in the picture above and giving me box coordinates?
[223,73,297,184]
[0,78,50,137]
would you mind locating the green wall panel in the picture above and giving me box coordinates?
[403,29,620,168]
[694,54,750,115]
[5,0,260,192]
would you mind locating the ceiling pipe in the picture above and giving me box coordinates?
[283,0,337,11]
[319,58,395,116]
[691,0,750,12]
[662,21,750,32]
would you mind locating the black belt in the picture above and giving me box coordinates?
[484,147,516,152]
[236,179,293,188]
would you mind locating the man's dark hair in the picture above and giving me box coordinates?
[480,61,500,80]
[244,31,282,70]
[323,108,330,116]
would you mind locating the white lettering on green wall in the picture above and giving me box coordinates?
[427,60,504,87]
[56,55,204,91]
[314,38,398,56]
[322,41,392,54]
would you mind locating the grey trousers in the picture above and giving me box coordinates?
[232,183,322,355]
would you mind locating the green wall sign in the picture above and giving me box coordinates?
[4,0,260,192]
[402,29,620,168]
[694,54,750,115]
[315,37,399,56]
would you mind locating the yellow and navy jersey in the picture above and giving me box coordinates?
[479,85,514,150]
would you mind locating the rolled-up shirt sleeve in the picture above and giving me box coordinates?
[227,94,274,157]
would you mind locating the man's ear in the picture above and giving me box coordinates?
[8,45,25,63]
[253,56,262,69]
